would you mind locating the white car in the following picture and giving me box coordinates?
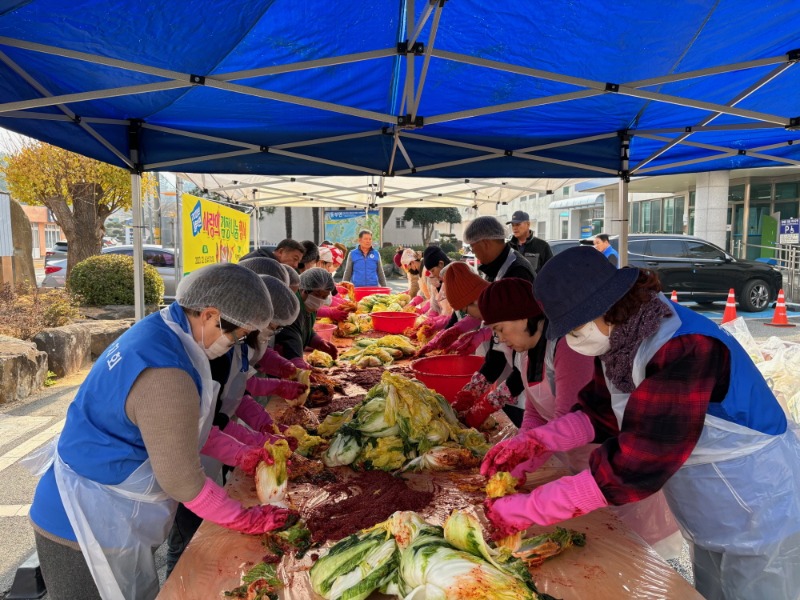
[41,245,177,301]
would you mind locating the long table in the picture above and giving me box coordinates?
[158,337,703,599]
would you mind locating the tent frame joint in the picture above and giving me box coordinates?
[605,82,620,92]
[397,41,425,55]
[190,74,206,85]
[787,117,800,131]
[260,145,269,152]
[397,114,424,128]
[788,49,800,62]
[504,149,513,156]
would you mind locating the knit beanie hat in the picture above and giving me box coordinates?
[478,277,543,325]
[422,246,449,270]
[444,261,489,311]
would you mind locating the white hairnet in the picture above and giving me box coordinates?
[176,263,273,331]
[259,275,300,326]
[401,248,419,266]
[283,264,300,288]
[464,216,507,244]
[239,257,290,285]
[299,267,335,293]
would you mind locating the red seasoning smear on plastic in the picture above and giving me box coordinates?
[303,471,433,544]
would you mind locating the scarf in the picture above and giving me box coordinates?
[601,293,673,392]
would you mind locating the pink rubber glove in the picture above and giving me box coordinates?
[200,427,274,475]
[245,377,308,400]
[290,356,312,370]
[450,327,492,355]
[257,348,298,379]
[417,327,461,357]
[452,372,491,413]
[407,295,423,307]
[484,470,608,537]
[185,477,293,535]
[480,411,595,478]
[308,335,338,359]
[222,419,270,447]
[462,395,500,429]
[235,394,275,434]
[336,285,349,296]
[317,305,349,322]
[419,300,431,313]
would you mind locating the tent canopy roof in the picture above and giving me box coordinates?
[1,1,800,181]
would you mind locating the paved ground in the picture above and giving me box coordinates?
[0,277,797,598]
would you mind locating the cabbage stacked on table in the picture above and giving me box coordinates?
[337,334,417,368]
[319,372,489,471]
[355,293,413,314]
[310,509,557,600]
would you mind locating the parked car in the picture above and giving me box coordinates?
[546,235,781,312]
[41,245,177,301]
[44,240,68,265]
[462,252,477,268]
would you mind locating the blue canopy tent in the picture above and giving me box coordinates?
[1,0,800,316]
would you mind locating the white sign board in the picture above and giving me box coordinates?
[0,193,13,257]
[779,218,799,245]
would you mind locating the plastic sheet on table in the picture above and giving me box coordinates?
[721,317,764,363]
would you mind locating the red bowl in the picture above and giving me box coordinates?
[313,322,336,342]
[353,286,392,301]
[411,355,486,402]
[369,311,418,334]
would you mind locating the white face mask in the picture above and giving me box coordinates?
[201,317,234,360]
[304,293,325,312]
[566,320,612,356]
[323,294,333,306]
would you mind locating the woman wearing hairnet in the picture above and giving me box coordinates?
[482,247,800,600]
[29,264,294,600]
[275,267,339,368]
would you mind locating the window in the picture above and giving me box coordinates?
[144,250,174,267]
[560,220,568,239]
[395,218,406,229]
[728,184,745,202]
[628,240,648,255]
[646,239,686,258]
[45,224,62,250]
[775,182,799,201]
[563,186,570,196]
[750,182,772,202]
[688,191,695,235]
[650,199,662,233]
[630,202,640,233]
[686,241,724,260]
[411,221,421,229]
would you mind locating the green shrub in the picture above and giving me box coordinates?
[69,254,164,306]
[447,251,463,261]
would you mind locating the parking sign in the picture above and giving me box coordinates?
[779,218,799,245]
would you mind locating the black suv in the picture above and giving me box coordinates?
[548,235,782,312]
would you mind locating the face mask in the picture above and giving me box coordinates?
[304,293,325,312]
[408,268,420,275]
[566,320,612,356]
[201,317,234,360]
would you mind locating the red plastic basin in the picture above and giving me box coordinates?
[370,311,418,334]
[411,355,485,402]
[313,323,336,342]
[354,286,392,301]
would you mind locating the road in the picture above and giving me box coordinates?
[0,277,798,597]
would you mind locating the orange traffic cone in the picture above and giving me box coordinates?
[721,289,737,324]
[765,289,796,328]
[670,290,678,302]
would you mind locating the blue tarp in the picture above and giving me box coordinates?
[0,0,799,178]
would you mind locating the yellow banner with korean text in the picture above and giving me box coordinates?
[181,193,250,275]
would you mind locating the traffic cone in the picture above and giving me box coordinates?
[765,289,796,328]
[721,289,737,324]
[670,290,678,303]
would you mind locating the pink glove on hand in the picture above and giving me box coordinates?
[317,305,349,322]
[185,477,292,534]
[200,427,273,474]
[484,470,608,537]
[290,356,312,370]
[235,394,275,434]
[462,382,515,429]
[452,372,491,413]
[451,327,492,355]
[309,335,338,359]
[223,419,270,447]
[480,411,595,478]
[409,295,425,307]
[245,377,308,400]
[418,327,461,356]
[419,300,431,313]
[257,348,298,379]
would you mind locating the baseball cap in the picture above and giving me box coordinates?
[507,211,530,225]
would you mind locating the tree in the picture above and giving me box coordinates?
[402,207,462,246]
[2,142,145,275]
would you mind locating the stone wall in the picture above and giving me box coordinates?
[32,320,133,378]
[0,335,48,404]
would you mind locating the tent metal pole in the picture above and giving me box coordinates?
[131,171,145,320]
[175,176,183,289]
[410,0,443,119]
[145,149,258,170]
[216,48,395,80]
[618,136,630,268]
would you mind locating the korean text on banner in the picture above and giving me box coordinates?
[181,193,250,275]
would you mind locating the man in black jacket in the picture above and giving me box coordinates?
[464,216,535,283]
[506,210,552,273]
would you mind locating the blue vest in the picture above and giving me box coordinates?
[603,245,620,265]
[30,303,203,541]
[350,247,380,287]
[671,302,786,435]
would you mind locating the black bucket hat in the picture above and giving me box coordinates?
[534,246,639,339]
